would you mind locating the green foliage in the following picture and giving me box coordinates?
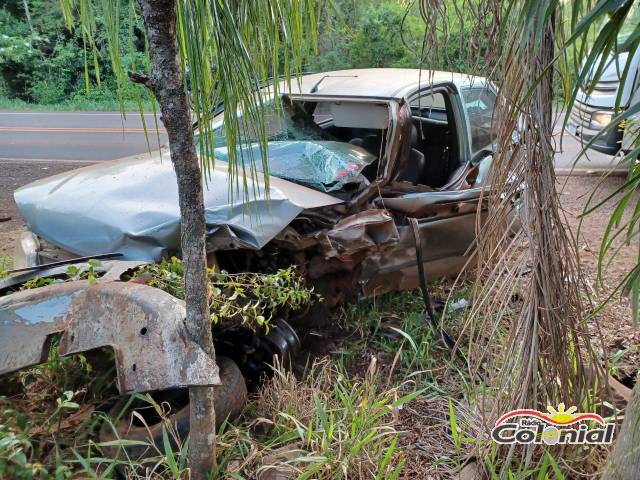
[19,259,103,290]
[0,0,490,109]
[136,257,318,331]
[95,360,414,479]
[337,284,471,389]
[213,358,414,479]
[0,336,111,479]
[0,430,49,479]
[0,0,150,107]
[1,352,413,478]
[310,1,421,71]
[14,256,316,330]
[20,276,54,290]
[0,257,11,278]
[65,258,101,285]
[309,0,488,74]
[0,93,148,110]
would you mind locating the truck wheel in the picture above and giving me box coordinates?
[98,356,247,471]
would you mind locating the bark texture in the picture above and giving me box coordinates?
[602,381,640,480]
[134,1,216,477]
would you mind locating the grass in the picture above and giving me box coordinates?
[0,96,155,112]
[0,257,11,277]
[0,278,616,479]
[1,355,415,479]
[335,283,472,388]
[331,286,484,478]
[330,285,614,479]
[214,357,416,479]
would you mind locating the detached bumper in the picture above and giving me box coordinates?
[0,270,220,393]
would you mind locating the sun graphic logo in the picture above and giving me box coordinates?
[544,404,577,423]
[491,403,615,445]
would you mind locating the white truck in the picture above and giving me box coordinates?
[568,5,640,157]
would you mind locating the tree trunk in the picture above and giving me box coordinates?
[132,1,216,477]
[602,380,640,480]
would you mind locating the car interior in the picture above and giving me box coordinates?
[308,100,388,183]
[208,94,465,195]
[208,88,466,195]
[408,90,462,188]
[301,92,463,190]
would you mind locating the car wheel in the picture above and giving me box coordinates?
[98,356,247,471]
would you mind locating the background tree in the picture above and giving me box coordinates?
[58,0,316,477]
[1,1,490,108]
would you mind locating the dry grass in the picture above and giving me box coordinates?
[217,356,414,479]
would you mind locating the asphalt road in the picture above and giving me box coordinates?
[0,110,168,162]
[0,109,623,170]
[551,111,626,173]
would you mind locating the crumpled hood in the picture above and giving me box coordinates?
[14,150,341,261]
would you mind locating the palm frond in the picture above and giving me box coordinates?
[414,3,609,473]
[60,0,317,202]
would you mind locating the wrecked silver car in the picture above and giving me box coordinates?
[3,68,506,463]
[14,68,499,300]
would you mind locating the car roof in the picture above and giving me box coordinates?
[286,68,488,100]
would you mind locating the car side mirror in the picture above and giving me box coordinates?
[471,148,493,166]
[471,150,494,187]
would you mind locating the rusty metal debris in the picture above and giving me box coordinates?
[0,275,220,393]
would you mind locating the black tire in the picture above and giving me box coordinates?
[99,356,247,470]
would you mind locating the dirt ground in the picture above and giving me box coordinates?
[0,159,93,262]
[558,174,640,381]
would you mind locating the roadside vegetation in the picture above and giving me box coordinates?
[0,262,615,478]
[0,96,152,111]
[0,260,422,479]
[0,0,152,110]
[0,0,486,111]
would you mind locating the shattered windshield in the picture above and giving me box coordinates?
[213,141,375,192]
[197,98,376,192]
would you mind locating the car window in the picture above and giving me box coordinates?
[461,87,497,153]
[409,91,448,122]
[205,99,323,145]
[410,92,446,109]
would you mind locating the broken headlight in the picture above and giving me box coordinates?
[13,231,41,269]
